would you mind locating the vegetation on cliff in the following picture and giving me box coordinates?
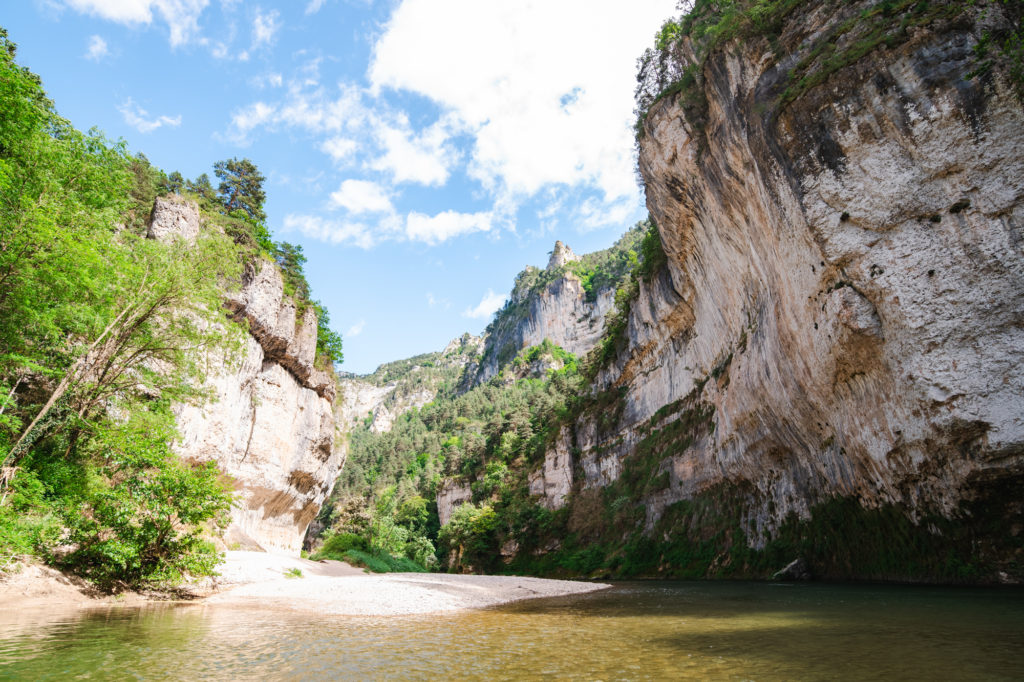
[0,28,340,588]
[635,0,1024,139]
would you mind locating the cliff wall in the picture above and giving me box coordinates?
[506,1,1023,580]
[150,197,343,554]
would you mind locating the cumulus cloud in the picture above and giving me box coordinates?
[346,319,366,337]
[329,180,393,214]
[370,116,456,186]
[577,196,637,231]
[283,214,376,249]
[118,98,182,133]
[405,210,491,245]
[84,35,109,61]
[462,289,506,320]
[65,0,209,46]
[370,0,676,201]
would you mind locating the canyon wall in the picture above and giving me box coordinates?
[569,1,1023,554]
[149,197,343,554]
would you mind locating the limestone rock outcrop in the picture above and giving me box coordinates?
[572,1,1024,545]
[475,250,616,384]
[150,207,342,555]
[147,195,200,243]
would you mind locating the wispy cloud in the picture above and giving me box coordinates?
[305,0,328,15]
[118,98,181,133]
[65,0,209,47]
[283,214,376,249]
[346,319,366,337]
[251,8,280,49]
[84,34,108,61]
[463,289,506,320]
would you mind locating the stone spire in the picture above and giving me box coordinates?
[546,240,579,270]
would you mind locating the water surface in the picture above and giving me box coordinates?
[1,581,1022,680]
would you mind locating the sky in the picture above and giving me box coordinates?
[5,0,679,374]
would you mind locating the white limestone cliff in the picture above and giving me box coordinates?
[148,201,343,554]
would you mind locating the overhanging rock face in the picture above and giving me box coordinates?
[615,1,1024,538]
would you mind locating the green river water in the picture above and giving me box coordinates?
[1,581,1022,680]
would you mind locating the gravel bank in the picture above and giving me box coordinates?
[205,551,610,616]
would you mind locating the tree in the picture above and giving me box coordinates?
[273,241,309,300]
[213,157,266,223]
[0,31,238,586]
[164,170,183,195]
[313,302,344,365]
[185,173,216,204]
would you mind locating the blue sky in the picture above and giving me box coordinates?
[5,0,677,374]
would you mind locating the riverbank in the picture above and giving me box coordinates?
[207,551,610,615]
[0,551,609,616]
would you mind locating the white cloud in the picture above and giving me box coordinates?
[84,35,109,61]
[118,98,182,133]
[251,8,280,49]
[406,210,491,244]
[321,136,357,164]
[370,116,455,186]
[463,289,506,320]
[346,319,366,337]
[577,196,639,231]
[370,0,676,201]
[65,0,209,46]
[329,180,393,214]
[283,214,375,249]
[305,0,327,14]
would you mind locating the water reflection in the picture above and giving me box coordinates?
[1,582,1023,680]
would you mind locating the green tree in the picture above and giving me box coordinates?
[213,157,266,223]
[164,170,184,194]
[273,241,310,300]
[313,301,344,365]
[185,173,216,204]
[0,32,239,587]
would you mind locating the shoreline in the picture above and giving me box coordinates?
[0,551,610,618]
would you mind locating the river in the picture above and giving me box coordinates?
[1,581,1022,680]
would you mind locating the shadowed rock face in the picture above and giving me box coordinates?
[567,3,1023,551]
[149,203,342,555]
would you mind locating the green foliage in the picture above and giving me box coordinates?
[341,548,426,573]
[214,157,266,224]
[635,0,1023,138]
[313,301,344,365]
[438,503,500,572]
[0,30,258,589]
[313,531,367,558]
[284,567,303,579]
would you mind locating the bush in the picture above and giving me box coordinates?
[312,531,367,560]
[342,548,426,573]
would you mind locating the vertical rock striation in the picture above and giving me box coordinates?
[604,1,1024,542]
